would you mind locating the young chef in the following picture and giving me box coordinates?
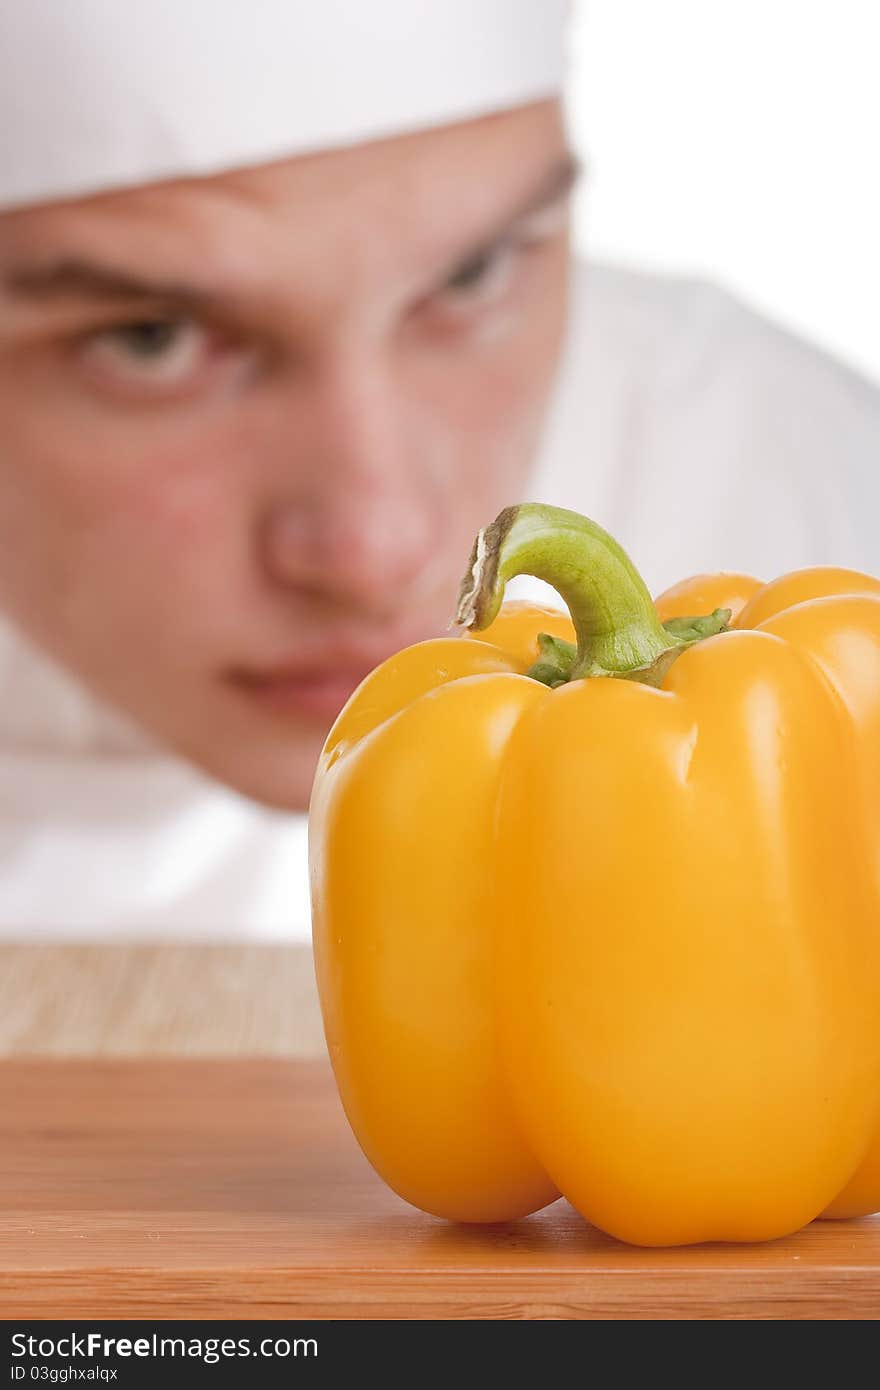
[1,1,878,936]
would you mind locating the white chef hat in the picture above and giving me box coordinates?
[0,0,570,213]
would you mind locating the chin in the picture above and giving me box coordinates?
[192,733,322,812]
[133,677,331,809]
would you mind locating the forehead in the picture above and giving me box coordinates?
[0,101,567,287]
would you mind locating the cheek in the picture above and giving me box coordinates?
[0,420,242,667]
[411,248,570,489]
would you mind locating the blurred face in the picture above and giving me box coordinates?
[0,100,572,808]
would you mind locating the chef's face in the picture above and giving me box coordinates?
[0,101,572,808]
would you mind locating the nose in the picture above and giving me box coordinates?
[259,356,444,614]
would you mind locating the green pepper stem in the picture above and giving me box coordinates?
[455,503,729,685]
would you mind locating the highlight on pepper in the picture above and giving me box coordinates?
[308,502,880,1247]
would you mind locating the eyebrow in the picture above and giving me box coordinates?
[465,151,580,250]
[434,151,580,282]
[3,153,581,309]
[4,260,216,308]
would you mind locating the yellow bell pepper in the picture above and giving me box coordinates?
[309,504,880,1245]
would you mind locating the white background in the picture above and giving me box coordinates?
[566,0,880,383]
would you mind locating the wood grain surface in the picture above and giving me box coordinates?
[2,1058,878,1320]
[0,944,324,1055]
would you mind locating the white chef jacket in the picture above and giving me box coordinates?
[2,261,879,939]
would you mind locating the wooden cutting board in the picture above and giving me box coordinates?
[2,1059,878,1320]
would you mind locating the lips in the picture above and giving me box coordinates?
[228,623,448,721]
[231,663,375,720]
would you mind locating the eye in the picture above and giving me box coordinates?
[108,320,189,359]
[76,317,217,396]
[439,243,518,302]
[422,203,569,333]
